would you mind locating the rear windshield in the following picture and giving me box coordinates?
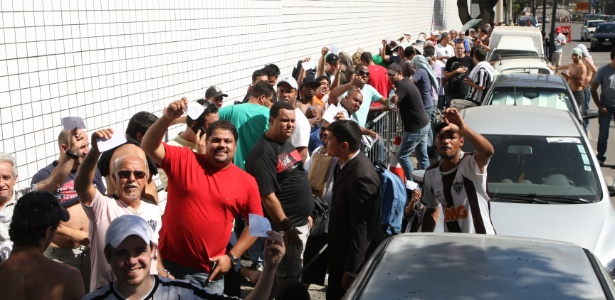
[596,24,615,33]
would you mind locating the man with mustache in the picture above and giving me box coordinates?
[141,98,263,295]
[75,128,162,291]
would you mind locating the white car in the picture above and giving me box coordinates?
[581,19,607,41]
[493,56,553,75]
[460,105,615,279]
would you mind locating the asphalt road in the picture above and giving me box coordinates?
[559,21,615,188]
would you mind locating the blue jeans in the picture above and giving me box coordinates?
[597,105,615,163]
[163,258,225,295]
[397,124,431,181]
[425,106,436,148]
[584,88,591,130]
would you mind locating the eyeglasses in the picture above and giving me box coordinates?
[356,70,370,76]
[115,170,147,179]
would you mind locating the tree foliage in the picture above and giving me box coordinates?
[458,0,500,27]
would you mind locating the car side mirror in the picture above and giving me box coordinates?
[583,109,599,120]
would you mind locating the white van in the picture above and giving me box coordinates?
[487,26,544,62]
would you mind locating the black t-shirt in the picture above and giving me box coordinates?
[395,78,430,132]
[31,161,106,208]
[445,56,475,99]
[246,136,314,229]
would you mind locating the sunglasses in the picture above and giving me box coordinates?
[356,70,370,76]
[115,170,147,179]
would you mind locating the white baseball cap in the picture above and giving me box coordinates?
[276,76,298,90]
[105,215,153,248]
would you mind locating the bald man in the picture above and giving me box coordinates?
[31,128,106,292]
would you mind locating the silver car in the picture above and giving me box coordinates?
[461,106,615,280]
[345,233,615,299]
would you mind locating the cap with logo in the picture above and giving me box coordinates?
[205,86,228,99]
[105,215,153,248]
[276,76,299,90]
[325,53,340,65]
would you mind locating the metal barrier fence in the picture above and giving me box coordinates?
[364,110,400,167]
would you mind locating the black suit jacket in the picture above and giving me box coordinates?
[328,152,384,274]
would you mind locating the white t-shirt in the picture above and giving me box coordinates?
[420,153,495,234]
[435,43,455,63]
[0,194,17,243]
[83,190,161,291]
[554,33,566,53]
[291,107,311,149]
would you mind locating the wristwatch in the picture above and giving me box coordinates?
[65,150,80,159]
[226,252,238,266]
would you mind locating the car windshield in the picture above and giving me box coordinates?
[589,21,605,27]
[464,135,602,202]
[488,87,574,112]
[488,50,539,62]
[595,24,615,33]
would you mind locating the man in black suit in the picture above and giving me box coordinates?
[325,120,384,299]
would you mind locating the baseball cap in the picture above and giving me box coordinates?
[387,63,402,75]
[431,30,441,36]
[205,86,228,99]
[301,75,320,89]
[12,191,70,229]
[105,215,153,248]
[571,48,582,56]
[326,53,340,65]
[404,32,411,36]
[276,76,299,90]
[555,28,561,33]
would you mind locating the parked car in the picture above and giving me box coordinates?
[479,73,597,125]
[493,56,553,75]
[517,17,538,27]
[581,19,606,41]
[345,233,615,299]
[459,106,615,280]
[591,22,615,51]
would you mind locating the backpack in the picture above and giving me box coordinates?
[374,162,407,236]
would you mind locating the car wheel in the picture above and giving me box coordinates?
[581,34,585,41]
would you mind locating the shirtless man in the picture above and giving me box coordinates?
[577,44,598,129]
[550,48,587,114]
[31,128,105,292]
[296,75,325,128]
[0,191,84,300]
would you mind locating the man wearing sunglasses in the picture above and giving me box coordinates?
[75,129,161,292]
[329,64,391,128]
[141,98,263,295]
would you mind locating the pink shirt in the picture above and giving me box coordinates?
[82,190,161,291]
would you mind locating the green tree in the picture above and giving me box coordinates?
[458,0,500,27]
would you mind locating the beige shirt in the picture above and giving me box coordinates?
[82,190,161,291]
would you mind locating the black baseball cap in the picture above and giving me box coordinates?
[205,86,228,99]
[301,75,320,89]
[326,53,339,65]
[12,191,70,229]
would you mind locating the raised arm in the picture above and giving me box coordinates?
[317,47,328,77]
[141,97,187,165]
[443,108,494,171]
[329,76,363,106]
[245,232,285,300]
[75,129,114,206]
[36,128,85,193]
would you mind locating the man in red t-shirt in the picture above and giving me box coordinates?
[360,51,391,98]
[141,97,263,295]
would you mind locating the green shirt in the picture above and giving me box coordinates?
[218,103,270,170]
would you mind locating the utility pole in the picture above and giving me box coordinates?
[549,0,557,60]
[542,0,547,33]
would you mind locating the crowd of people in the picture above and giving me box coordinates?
[0,21,613,300]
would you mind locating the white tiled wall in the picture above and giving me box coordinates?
[1,0,462,196]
